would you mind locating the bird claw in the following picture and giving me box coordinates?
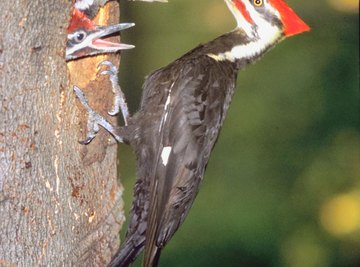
[73,86,125,144]
[99,70,113,76]
[98,60,118,78]
[97,60,130,123]
[98,60,117,73]
[78,136,95,145]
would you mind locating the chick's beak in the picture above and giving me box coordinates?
[92,23,136,51]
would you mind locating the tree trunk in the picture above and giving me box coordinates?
[0,1,123,266]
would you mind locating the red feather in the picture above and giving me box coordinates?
[67,8,96,33]
[234,0,254,24]
[269,0,310,36]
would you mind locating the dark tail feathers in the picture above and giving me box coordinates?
[108,238,144,267]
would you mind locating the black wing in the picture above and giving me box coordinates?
[142,55,237,266]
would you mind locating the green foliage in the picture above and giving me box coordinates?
[118,1,359,266]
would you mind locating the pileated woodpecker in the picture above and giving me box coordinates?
[66,6,135,121]
[66,7,135,61]
[73,0,310,266]
[66,0,168,60]
[67,0,167,120]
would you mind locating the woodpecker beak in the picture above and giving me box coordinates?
[66,22,135,61]
[91,23,135,51]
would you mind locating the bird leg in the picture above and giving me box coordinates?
[73,86,128,144]
[98,60,130,125]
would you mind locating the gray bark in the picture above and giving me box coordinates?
[0,1,123,266]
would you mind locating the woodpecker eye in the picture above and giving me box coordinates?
[253,0,263,6]
[74,31,87,43]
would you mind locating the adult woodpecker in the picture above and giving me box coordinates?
[74,0,310,266]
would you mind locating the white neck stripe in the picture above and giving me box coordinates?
[207,22,281,62]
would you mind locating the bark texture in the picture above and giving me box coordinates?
[0,1,124,266]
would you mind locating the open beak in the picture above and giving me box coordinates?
[66,22,135,61]
[91,23,136,51]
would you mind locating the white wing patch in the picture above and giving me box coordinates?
[161,146,172,166]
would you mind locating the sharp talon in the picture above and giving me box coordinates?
[97,61,117,78]
[73,86,84,98]
[98,60,116,70]
[73,84,126,144]
[95,60,130,124]
[78,137,94,145]
[108,110,118,116]
[98,61,117,73]
[99,70,114,76]
[98,60,114,66]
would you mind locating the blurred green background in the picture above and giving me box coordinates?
[117,0,359,266]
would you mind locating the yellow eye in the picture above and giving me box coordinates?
[253,0,263,6]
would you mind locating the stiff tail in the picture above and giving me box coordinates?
[108,237,145,267]
[142,245,162,267]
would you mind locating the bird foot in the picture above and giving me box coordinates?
[98,60,130,125]
[73,86,126,144]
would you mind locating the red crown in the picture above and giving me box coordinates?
[67,8,96,33]
[269,0,310,36]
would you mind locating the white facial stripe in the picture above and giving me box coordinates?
[225,0,254,37]
[207,22,280,62]
[161,146,172,166]
[206,0,282,62]
[243,1,262,27]
[230,25,279,59]
[67,30,121,57]
[243,0,279,39]
[66,34,94,57]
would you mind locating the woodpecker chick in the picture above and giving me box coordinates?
[74,1,310,267]
[67,1,166,123]
[66,8,134,61]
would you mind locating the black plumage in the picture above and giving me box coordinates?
[109,30,260,267]
[71,1,310,266]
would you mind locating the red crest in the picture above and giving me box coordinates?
[67,8,96,33]
[269,0,310,36]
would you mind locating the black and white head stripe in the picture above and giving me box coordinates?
[208,0,283,62]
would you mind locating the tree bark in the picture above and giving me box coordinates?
[0,1,123,266]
